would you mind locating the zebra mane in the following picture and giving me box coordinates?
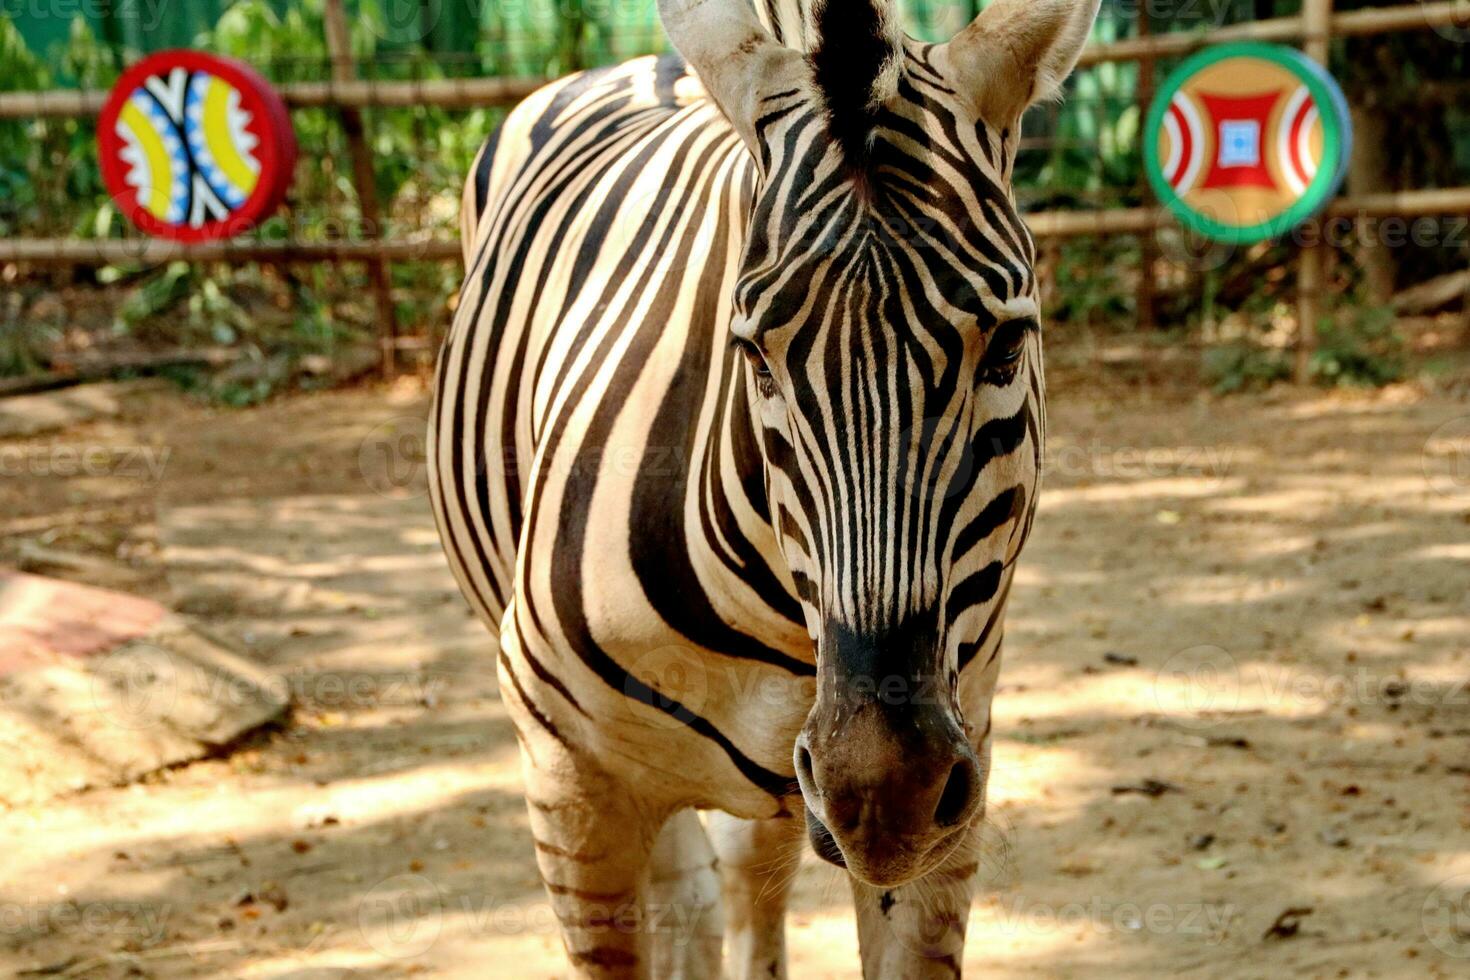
[807,0,903,177]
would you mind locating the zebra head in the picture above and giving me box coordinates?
[663,0,1100,885]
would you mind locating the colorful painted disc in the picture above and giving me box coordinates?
[1144,42,1352,245]
[98,51,297,243]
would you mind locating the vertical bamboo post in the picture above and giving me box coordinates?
[1135,5,1158,331]
[1295,0,1333,383]
[324,0,399,378]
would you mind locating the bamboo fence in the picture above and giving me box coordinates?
[1,0,1468,376]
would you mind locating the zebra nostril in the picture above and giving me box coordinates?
[933,760,976,828]
[796,745,816,790]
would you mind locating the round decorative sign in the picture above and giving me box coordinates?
[98,51,296,242]
[1145,42,1352,245]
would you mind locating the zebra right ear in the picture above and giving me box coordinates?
[657,0,808,155]
[943,0,1101,128]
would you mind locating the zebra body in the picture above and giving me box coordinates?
[436,56,812,815]
[429,1,1100,975]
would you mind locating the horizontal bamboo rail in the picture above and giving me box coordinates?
[1026,207,1167,239]
[272,76,545,109]
[1023,187,1470,240]
[1333,0,1470,35]
[1078,14,1299,65]
[0,75,545,120]
[1326,186,1470,219]
[0,238,461,265]
[1076,0,1470,65]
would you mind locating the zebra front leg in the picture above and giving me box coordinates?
[499,603,663,976]
[850,839,980,979]
[512,715,662,978]
[644,808,724,979]
[706,810,804,980]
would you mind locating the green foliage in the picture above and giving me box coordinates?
[197,0,493,231]
[2,0,1461,397]
[0,13,44,89]
[1202,344,1292,394]
[1047,238,1137,325]
[1201,296,1408,394]
[0,303,57,377]
[1,3,487,395]
[1309,304,1405,388]
[475,0,658,75]
[0,16,113,240]
[114,261,260,346]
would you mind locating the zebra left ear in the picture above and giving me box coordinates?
[942,0,1101,127]
[658,0,809,156]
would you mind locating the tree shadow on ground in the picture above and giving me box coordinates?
[2,382,1468,977]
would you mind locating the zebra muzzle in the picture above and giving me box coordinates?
[793,693,983,886]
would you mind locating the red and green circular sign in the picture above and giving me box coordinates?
[1145,42,1352,245]
[98,51,297,243]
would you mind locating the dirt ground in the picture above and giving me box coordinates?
[1,340,1468,978]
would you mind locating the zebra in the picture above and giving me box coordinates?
[428,0,1100,975]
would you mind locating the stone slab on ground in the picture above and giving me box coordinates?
[0,571,289,807]
[0,383,126,439]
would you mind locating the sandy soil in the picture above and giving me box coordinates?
[1,346,1468,978]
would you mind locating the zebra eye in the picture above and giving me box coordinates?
[981,319,1031,376]
[732,337,772,379]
